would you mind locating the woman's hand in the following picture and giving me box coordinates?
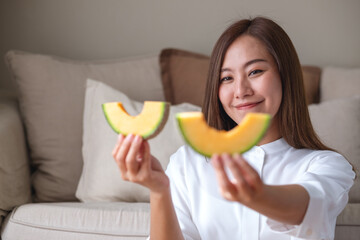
[211,153,309,225]
[112,134,169,195]
[211,153,265,205]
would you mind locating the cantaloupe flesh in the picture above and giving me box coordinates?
[176,112,271,157]
[102,101,169,139]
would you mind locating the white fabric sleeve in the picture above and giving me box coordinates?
[164,150,202,240]
[266,151,355,239]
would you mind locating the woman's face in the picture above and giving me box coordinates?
[219,35,282,128]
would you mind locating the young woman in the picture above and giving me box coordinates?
[112,17,355,240]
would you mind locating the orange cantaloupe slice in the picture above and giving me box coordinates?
[176,112,271,157]
[102,101,170,139]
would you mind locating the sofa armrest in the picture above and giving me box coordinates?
[0,99,31,225]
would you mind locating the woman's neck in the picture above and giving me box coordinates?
[257,116,282,146]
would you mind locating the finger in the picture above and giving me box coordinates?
[233,153,262,189]
[116,134,134,178]
[223,154,253,198]
[135,138,147,163]
[125,135,143,177]
[112,134,125,161]
[140,140,151,171]
[141,141,164,173]
[211,154,237,200]
[135,141,152,183]
[138,142,169,192]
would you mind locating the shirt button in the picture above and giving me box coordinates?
[306,229,312,236]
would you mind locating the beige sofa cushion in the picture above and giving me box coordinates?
[320,67,360,102]
[0,100,31,224]
[335,203,360,240]
[76,79,200,202]
[0,210,6,227]
[160,48,322,106]
[308,96,360,202]
[337,203,360,226]
[5,50,164,202]
[160,48,209,107]
[1,202,149,240]
[301,66,321,104]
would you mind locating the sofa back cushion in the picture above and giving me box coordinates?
[318,66,360,203]
[160,49,209,107]
[159,48,322,106]
[0,100,31,225]
[320,67,360,102]
[5,50,164,202]
[309,96,360,203]
[76,79,200,202]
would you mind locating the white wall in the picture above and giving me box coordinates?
[1,0,360,96]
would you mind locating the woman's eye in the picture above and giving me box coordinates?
[220,76,232,82]
[249,69,263,76]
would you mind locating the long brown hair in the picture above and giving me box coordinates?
[202,17,332,151]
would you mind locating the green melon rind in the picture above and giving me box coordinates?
[236,114,271,154]
[142,102,170,139]
[176,113,210,157]
[102,103,122,134]
[176,113,271,157]
[102,102,170,140]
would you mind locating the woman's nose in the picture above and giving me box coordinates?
[234,77,254,99]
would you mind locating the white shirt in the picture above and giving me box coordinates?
[165,138,355,240]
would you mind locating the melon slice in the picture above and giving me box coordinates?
[102,101,170,139]
[176,112,271,157]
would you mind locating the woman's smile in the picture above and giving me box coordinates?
[218,35,282,126]
[233,100,264,110]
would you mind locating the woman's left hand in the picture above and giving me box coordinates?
[211,153,265,205]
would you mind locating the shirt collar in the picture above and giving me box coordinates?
[250,137,290,155]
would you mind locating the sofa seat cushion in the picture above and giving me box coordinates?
[335,203,360,240]
[1,202,150,240]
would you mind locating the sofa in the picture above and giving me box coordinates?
[0,48,359,240]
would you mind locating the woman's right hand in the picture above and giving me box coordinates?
[112,134,169,195]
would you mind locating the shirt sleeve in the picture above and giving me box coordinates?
[165,147,202,240]
[266,151,355,239]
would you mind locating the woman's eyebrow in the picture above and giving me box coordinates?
[221,59,267,73]
[244,59,267,68]
[220,68,231,73]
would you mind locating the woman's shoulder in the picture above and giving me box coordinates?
[290,146,342,158]
[289,146,353,173]
[262,138,345,162]
[271,137,343,160]
[290,145,345,162]
[270,139,352,172]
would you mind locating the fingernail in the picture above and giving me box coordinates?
[136,155,143,162]
[221,153,230,160]
[135,135,142,142]
[211,156,220,168]
[223,156,230,165]
[118,134,124,141]
[224,191,232,199]
[126,133,133,140]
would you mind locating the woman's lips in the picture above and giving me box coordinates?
[234,101,262,110]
